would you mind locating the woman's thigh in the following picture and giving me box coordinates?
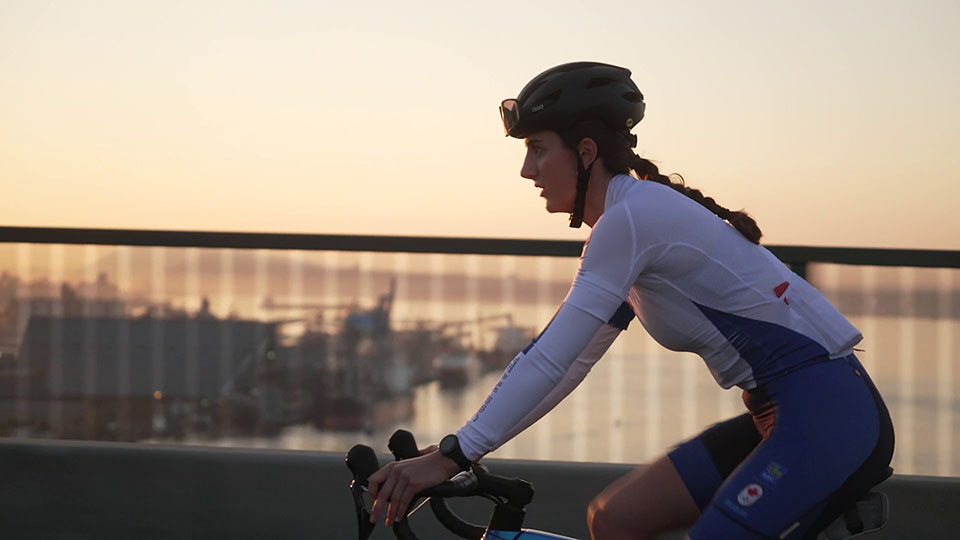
[588,413,762,539]
[588,455,700,539]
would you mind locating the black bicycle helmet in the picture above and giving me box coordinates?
[499,62,646,228]
[499,61,645,140]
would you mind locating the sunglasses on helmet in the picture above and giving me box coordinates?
[499,99,521,136]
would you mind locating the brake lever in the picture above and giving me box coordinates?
[345,445,380,540]
[388,429,420,460]
[349,481,376,540]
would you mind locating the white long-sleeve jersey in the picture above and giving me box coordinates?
[457,174,862,461]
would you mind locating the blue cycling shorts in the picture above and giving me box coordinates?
[667,355,894,539]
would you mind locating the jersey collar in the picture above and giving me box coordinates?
[603,174,636,212]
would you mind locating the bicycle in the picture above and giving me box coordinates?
[346,430,891,540]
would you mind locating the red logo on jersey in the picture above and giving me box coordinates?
[774,281,790,305]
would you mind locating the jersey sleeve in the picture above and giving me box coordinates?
[455,204,646,462]
[455,301,632,461]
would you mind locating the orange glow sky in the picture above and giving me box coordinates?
[2,1,959,249]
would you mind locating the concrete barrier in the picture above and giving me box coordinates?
[1,438,957,539]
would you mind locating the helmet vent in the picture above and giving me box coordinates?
[586,77,616,88]
[539,89,562,106]
[623,91,644,102]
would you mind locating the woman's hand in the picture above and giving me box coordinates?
[367,449,462,527]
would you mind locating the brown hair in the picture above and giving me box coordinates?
[558,120,763,244]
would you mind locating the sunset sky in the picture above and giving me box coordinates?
[2,0,959,250]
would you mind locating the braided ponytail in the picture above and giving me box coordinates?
[556,120,763,244]
[628,155,762,244]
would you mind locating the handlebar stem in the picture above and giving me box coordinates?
[488,503,527,532]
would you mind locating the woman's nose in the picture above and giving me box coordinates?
[520,155,537,180]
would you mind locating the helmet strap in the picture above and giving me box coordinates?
[569,154,593,228]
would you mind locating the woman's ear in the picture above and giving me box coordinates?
[577,137,599,168]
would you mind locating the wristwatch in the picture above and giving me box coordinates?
[438,434,472,471]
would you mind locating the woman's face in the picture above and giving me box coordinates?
[519,130,578,214]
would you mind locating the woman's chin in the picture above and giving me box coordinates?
[543,200,572,214]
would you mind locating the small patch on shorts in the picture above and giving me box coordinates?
[761,461,788,485]
[737,483,764,506]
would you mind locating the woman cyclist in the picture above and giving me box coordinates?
[367,61,894,540]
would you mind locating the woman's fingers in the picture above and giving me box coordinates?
[370,452,458,526]
[370,468,398,524]
[392,478,422,524]
[386,474,410,526]
[367,461,393,499]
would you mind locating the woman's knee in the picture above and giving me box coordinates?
[586,478,662,540]
[587,493,639,540]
